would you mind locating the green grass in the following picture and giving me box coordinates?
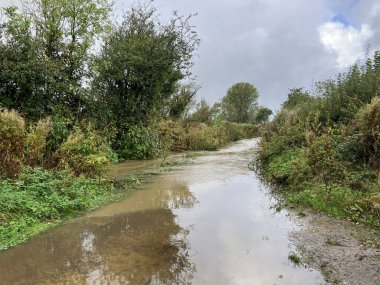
[256,142,380,230]
[286,183,380,229]
[0,167,140,250]
[288,252,302,265]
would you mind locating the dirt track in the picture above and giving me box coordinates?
[290,213,380,285]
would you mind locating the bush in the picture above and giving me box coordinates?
[25,117,53,167]
[219,121,259,141]
[186,122,258,151]
[187,123,221,150]
[157,120,187,152]
[266,147,309,184]
[254,53,380,229]
[119,125,168,160]
[55,126,114,177]
[306,130,347,184]
[351,97,380,170]
[0,108,25,178]
[45,115,70,159]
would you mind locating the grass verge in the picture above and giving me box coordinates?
[0,167,141,251]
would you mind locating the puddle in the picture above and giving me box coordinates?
[0,139,325,284]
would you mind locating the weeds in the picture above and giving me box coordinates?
[325,235,343,246]
[288,252,302,265]
[0,108,25,178]
[0,167,141,250]
[55,126,115,177]
[25,117,53,167]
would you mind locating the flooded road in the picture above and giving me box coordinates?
[0,139,325,284]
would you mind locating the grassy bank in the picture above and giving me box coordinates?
[255,53,380,230]
[0,167,143,251]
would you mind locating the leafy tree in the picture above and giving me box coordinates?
[254,106,272,124]
[0,7,50,120]
[189,99,214,123]
[93,3,199,141]
[282,88,312,109]
[164,83,200,120]
[221,82,259,123]
[31,0,111,116]
[0,0,111,120]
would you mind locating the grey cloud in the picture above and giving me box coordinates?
[1,0,378,111]
[147,0,343,111]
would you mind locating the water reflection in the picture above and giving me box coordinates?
[0,139,325,285]
[0,181,197,285]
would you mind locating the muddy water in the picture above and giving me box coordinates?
[0,138,325,285]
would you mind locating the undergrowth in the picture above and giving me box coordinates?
[0,167,140,250]
[255,53,380,230]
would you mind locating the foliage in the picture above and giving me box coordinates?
[119,125,170,160]
[25,117,53,167]
[164,83,199,120]
[186,122,258,151]
[188,99,216,123]
[282,88,313,109]
[187,123,221,150]
[55,126,114,177]
[0,7,49,120]
[253,106,272,124]
[221,82,259,123]
[255,52,380,229]
[0,167,138,250]
[158,120,188,152]
[0,108,25,178]
[45,115,71,160]
[93,3,199,137]
[350,97,380,170]
[0,1,111,120]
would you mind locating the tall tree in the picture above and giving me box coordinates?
[164,83,200,120]
[0,0,111,120]
[253,106,272,124]
[0,7,49,120]
[221,82,259,123]
[93,3,199,140]
[189,99,215,123]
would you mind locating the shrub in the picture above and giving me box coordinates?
[119,125,167,160]
[306,130,347,184]
[217,121,245,142]
[222,122,259,141]
[45,115,70,158]
[351,97,380,170]
[0,108,25,178]
[187,123,221,150]
[157,120,187,152]
[55,126,114,177]
[25,117,53,167]
[266,147,307,184]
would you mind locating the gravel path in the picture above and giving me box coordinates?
[290,213,380,285]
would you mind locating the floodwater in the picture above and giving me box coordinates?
[0,138,325,285]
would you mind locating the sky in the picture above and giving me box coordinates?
[1,0,380,111]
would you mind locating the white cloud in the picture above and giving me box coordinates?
[319,21,373,68]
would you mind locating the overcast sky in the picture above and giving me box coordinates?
[2,0,380,111]
[116,0,379,111]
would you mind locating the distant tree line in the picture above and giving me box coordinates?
[187,82,272,124]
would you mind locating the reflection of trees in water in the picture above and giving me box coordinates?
[157,181,198,209]
[0,181,196,285]
[84,209,195,284]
